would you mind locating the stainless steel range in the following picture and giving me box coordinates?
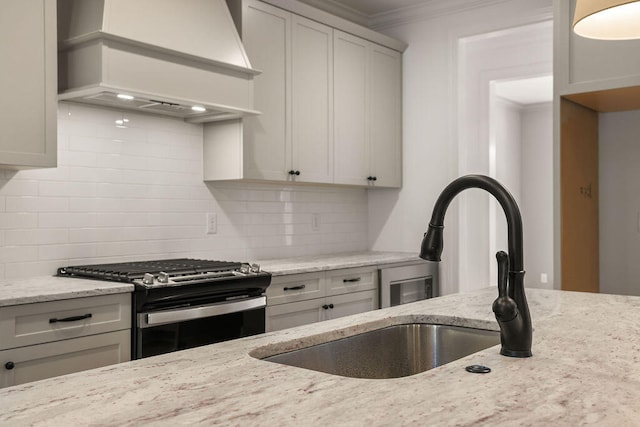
[57,259,271,359]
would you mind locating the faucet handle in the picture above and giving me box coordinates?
[493,251,518,322]
[496,250,509,298]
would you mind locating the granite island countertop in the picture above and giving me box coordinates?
[2,288,639,426]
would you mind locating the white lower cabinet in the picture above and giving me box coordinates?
[0,330,130,388]
[0,293,131,388]
[266,267,378,332]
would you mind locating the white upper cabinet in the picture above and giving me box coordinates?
[0,0,57,169]
[205,0,403,187]
[290,16,334,184]
[369,44,402,188]
[334,31,402,188]
[239,0,291,181]
[207,1,333,184]
[334,32,370,186]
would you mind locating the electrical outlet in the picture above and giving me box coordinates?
[311,213,320,231]
[540,273,548,284]
[206,212,217,235]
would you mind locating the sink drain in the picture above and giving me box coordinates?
[465,364,491,374]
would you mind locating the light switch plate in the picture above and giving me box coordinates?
[207,212,217,234]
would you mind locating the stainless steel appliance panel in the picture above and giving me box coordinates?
[379,262,438,308]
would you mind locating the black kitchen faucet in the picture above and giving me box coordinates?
[420,174,532,357]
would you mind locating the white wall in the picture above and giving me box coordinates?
[492,97,522,287]
[369,0,553,295]
[599,110,640,296]
[0,103,368,280]
[521,102,554,289]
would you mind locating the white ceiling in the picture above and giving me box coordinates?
[296,0,428,24]
[495,75,553,105]
[323,0,426,16]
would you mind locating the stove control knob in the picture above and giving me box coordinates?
[250,263,261,273]
[158,272,170,284]
[142,273,155,285]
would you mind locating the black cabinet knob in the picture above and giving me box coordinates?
[322,304,329,310]
[372,176,377,181]
[288,170,301,176]
[5,361,15,370]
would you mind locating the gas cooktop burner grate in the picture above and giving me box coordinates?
[57,258,243,283]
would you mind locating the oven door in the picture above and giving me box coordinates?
[135,296,266,359]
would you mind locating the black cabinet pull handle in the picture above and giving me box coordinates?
[283,285,306,291]
[5,362,15,370]
[49,313,92,324]
[343,277,361,283]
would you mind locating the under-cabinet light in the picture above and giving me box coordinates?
[117,94,135,100]
[191,105,206,112]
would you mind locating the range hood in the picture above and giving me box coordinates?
[57,0,260,123]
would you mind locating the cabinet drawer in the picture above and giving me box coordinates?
[326,267,377,296]
[0,329,130,388]
[0,293,131,350]
[266,272,324,305]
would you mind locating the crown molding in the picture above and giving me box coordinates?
[370,0,511,29]
[370,0,552,31]
[294,0,370,26]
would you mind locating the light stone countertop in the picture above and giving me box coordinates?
[2,288,639,426]
[0,276,134,307]
[0,252,420,306]
[256,251,424,275]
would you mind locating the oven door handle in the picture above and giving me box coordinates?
[139,296,266,328]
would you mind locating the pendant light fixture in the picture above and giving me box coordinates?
[573,0,640,39]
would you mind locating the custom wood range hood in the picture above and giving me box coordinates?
[56,0,260,123]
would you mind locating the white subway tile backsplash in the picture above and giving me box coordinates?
[1,213,39,229]
[0,103,368,279]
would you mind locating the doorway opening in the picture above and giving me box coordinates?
[457,20,553,292]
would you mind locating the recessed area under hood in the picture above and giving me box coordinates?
[57,0,261,123]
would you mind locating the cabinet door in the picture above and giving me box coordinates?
[370,44,402,188]
[266,299,323,332]
[0,330,130,388]
[325,290,378,321]
[0,0,57,169]
[333,30,370,186]
[291,16,333,183]
[241,0,291,181]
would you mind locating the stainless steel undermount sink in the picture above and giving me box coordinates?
[261,324,500,379]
